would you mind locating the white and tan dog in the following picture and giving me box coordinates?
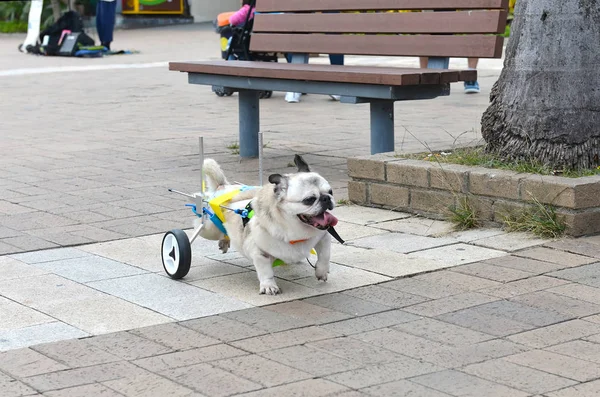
[198,155,338,295]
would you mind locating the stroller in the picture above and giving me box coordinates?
[213,1,277,98]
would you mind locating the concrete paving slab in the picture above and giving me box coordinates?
[88,273,251,320]
[0,256,49,281]
[0,322,89,352]
[29,255,148,283]
[351,232,458,254]
[406,243,507,266]
[331,205,411,225]
[372,217,456,237]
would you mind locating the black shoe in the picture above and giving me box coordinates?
[102,42,111,50]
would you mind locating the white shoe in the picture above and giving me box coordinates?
[285,92,301,103]
[329,95,341,101]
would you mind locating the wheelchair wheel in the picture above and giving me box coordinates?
[162,229,192,279]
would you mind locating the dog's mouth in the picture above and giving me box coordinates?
[298,212,338,230]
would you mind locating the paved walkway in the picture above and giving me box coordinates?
[3,24,600,397]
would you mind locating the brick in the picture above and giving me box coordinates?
[411,369,530,397]
[481,275,570,299]
[44,384,124,397]
[161,363,262,397]
[462,359,577,395]
[180,315,267,342]
[304,292,391,316]
[436,307,534,337]
[221,307,315,332]
[546,379,600,397]
[362,380,453,397]
[369,183,409,208]
[307,337,403,365]
[319,310,419,335]
[546,238,600,259]
[451,262,535,283]
[393,318,494,347]
[429,163,470,193]
[325,357,441,389]
[352,328,445,361]
[213,354,312,388]
[0,348,68,378]
[474,300,573,327]
[343,285,429,308]
[231,326,340,353]
[549,262,600,284]
[424,338,529,368]
[403,292,499,317]
[466,195,495,221]
[386,160,430,187]
[233,378,349,397]
[492,199,532,223]
[347,156,386,180]
[130,322,221,351]
[0,372,38,397]
[520,175,577,208]
[483,255,565,274]
[548,283,600,305]
[410,188,455,213]
[560,210,600,237]
[31,339,121,367]
[347,181,367,204]
[264,300,352,324]
[505,349,600,382]
[469,169,522,200]
[133,344,248,372]
[85,331,174,361]
[22,361,146,393]
[259,345,362,377]
[508,319,600,348]
[511,290,600,317]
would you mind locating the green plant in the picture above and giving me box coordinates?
[0,21,28,33]
[448,196,478,230]
[0,1,67,31]
[502,197,566,239]
[336,198,351,206]
[400,146,600,178]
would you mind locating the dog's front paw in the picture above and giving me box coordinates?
[315,268,328,282]
[259,279,281,295]
[218,238,230,253]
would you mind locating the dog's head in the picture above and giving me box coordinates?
[268,155,338,230]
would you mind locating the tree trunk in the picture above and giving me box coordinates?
[481,0,600,169]
[50,0,62,21]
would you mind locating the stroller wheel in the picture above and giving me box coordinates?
[214,89,225,97]
[265,91,273,98]
[224,88,234,96]
[259,90,272,99]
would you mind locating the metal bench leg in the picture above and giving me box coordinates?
[238,89,260,157]
[370,100,395,154]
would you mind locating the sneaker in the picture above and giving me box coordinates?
[464,81,480,94]
[329,95,341,101]
[285,92,301,103]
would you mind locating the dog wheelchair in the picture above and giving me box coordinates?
[160,137,344,280]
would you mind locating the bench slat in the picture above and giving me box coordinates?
[169,61,477,86]
[253,10,507,34]
[256,0,509,12]
[250,34,504,59]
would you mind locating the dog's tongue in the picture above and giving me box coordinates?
[313,212,338,228]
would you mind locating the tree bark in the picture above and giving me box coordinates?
[50,0,62,21]
[481,0,600,169]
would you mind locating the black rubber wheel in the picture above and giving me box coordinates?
[264,91,273,98]
[215,90,225,97]
[161,229,192,279]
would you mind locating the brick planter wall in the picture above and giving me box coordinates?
[348,153,600,237]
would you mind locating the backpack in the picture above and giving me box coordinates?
[29,11,94,56]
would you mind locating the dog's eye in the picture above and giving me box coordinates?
[302,196,317,205]
[328,189,333,195]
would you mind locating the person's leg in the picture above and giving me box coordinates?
[464,57,480,94]
[97,0,116,49]
[327,54,344,100]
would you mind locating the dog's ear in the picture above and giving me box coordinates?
[294,154,311,173]
[269,173,288,195]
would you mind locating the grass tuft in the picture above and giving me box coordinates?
[448,197,478,230]
[502,197,566,239]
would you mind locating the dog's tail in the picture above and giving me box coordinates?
[203,159,229,193]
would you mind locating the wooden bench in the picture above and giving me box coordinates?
[170,0,509,157]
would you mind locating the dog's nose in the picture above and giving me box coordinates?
[320,195,333,210]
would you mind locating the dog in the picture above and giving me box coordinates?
[198,155,338,295]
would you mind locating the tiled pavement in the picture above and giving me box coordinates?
[3,24,600,397]
[2,205,600,396]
